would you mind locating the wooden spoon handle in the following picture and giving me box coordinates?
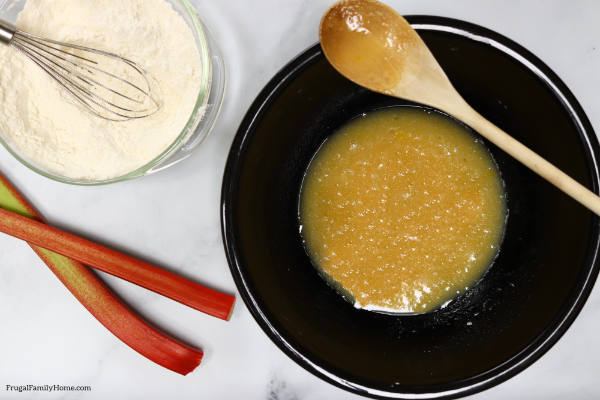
[452,104,600,216]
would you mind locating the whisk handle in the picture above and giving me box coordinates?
[0,20,15,45]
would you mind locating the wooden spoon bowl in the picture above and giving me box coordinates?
[320,0,600,215]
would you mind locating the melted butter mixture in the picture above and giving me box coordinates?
[300,108,506,313]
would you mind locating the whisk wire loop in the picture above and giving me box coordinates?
[0,22,160,121]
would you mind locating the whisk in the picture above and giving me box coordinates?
[0,20,160,122]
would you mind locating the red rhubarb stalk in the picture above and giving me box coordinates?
[0,206,235,320]
[0,174,203,375]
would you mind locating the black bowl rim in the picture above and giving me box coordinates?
[221,15,600,399]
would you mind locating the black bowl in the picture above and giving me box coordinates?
[221,16,600,399]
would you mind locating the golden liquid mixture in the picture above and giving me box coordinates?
[300,108,506,313]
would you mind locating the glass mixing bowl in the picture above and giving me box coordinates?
[0,0,225,185]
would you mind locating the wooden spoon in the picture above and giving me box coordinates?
[320,0,600,216]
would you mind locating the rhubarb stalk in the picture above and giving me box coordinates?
[0,206,235,320]
[0,174,203,375]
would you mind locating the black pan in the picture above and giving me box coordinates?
[221,16,600,399]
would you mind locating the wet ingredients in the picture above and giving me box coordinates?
[300,107,506,313]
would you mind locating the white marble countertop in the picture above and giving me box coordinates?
[1,0,599,399]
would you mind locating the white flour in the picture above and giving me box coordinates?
[0,0,203,180]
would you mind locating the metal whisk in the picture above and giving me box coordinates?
[0,20,160,122]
